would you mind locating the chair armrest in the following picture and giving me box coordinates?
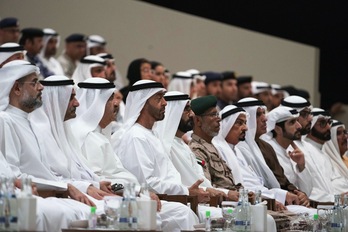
[38,189,69,198]
[310,199,334,208]
[209,195,223,207]
[262,196,276,211]
[158,194,198,215]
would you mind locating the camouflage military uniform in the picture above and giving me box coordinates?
[189,133,240,190]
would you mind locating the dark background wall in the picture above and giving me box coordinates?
[142,1,348,110]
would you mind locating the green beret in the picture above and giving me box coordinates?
[191,95,217,115]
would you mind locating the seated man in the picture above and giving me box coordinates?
[155,91,238,201]
[303,108,348,202]
[38,28,64,76]
[261,106,313,196]
[71,55,106,83]
[217,71,238,111]
[72,78,198,232]
[29,75,114,201]
[0,60,101,227]
[0,17,20,45]
[251,81,273,112]
[236,97,310,206]
[0,150,87,231]
[0,42,25,67]
[323,120,348,174]
[214,104,315,215]
[281,97,348,201]
[57,33,86,78]
[155,92,276,230]
[189,95,240,191]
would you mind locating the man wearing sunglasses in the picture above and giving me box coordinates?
[302,108,348,202]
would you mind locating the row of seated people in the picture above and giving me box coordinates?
[1,17,348,232]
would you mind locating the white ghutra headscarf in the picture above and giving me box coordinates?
[72,77,116,149]
[0,60,39,111]
[323,120,348,179]
[212,105,247,185]
[236,97,281,188]
[153,91,190,154]
[71,55,106,84]
[112,80,166,152]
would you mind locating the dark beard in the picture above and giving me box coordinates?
[283,130,301,141]
[300,123,311,135]
[310,126,331,141]
[178,118,193,133]
[239,132,246,141]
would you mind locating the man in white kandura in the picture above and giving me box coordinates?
[29,75,115,207]
[116,80,201,231]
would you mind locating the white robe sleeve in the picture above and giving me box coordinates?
[0,115,31,179]
[82,132,139,185]
[119,136,189,195]
[287,145,313,196]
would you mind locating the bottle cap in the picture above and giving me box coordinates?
[91,206,96,213]
[313,214,318,220]
[227,209,233,214]
[206,210,211,217]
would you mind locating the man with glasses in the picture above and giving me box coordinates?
[302,108,348,202]
[189,95,240,191]
[155,91,239,201]
[236,97,312,210]
[0,60,106,229]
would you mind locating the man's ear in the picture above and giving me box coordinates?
[274,124,282,135]
[193,115,202,127]
[11,81,22,96]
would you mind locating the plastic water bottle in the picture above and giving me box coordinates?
[312,214,321,232]
[7,178,18,231]
[129,183,138,229]
[88,206,97,229]
[343,195,348,232]
[0,177,6,230]
[223,208,234,231]
[205,210,211,231]
[119,183,130,230]
[234,189,251,231]
[331,194,343,232]
[254,190,262,205]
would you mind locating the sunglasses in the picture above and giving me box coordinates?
[317,119,333,128]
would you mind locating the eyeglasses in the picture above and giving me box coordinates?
[183,106,192,113]
[337,129,348,136]
[154,72,166,76]
[200,112,220,118]
[20,79,41,87]
[140,68,154,74]
[317,119,333,128]
[299,110,311,119]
